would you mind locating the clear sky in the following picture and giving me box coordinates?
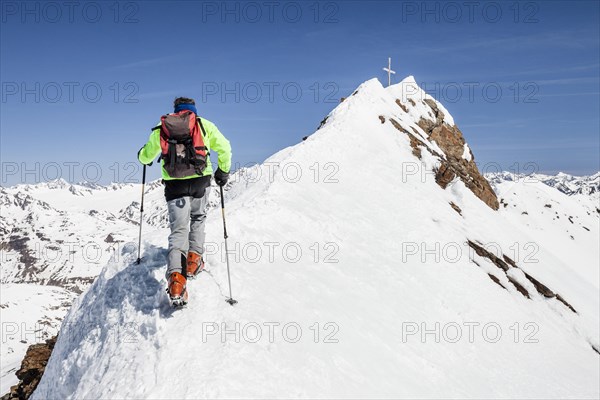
[1,0,599,185]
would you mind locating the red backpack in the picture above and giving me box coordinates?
[156,110,208,178]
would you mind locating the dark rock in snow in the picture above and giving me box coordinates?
[1,337,57,400]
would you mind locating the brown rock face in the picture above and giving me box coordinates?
[1,336,56,400]
[418,99,499,210]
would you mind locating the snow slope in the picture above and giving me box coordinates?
[493,178,599,282]
[31,77,599,398]
[0,177,235,391]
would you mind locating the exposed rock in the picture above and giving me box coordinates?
[378,115,386,124]
[395,99,408,113]
[417,99,498,210]
[2,336,56,400]
[555,294,577,313]
[507,275,531,299]
[487,273,506,290]
[45,276,95,294]
[408,134,424,159]
[467,240,509,271]
[389,118,425,158]
[502,254,519,269]
[389,118,409,134]
[434,163,456,189]
[1,235,39,278]
[449,202,462,216]
[468,240,577,313]
[390,92,498,209]
[317,116,328,130]
[522,271,555,298]
[34,232,49,242]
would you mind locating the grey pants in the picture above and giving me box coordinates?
[166,188,210,278]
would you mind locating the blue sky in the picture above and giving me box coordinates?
[1,0,599,185]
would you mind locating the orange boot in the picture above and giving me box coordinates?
[167,272,188,307]
[186,252,205,278]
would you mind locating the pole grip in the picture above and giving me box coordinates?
[219,184,225,209]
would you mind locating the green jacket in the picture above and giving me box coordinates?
[138,117,232,180]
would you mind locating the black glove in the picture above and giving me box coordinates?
[137,148,153,166]
[214,168,229,186]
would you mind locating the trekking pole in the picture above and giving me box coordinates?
[220,185,237,305]
[136,164,147,265]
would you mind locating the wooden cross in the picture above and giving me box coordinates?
[382,57,396,87]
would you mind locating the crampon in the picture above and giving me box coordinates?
[186,251,205,279]
[167,272,188,308]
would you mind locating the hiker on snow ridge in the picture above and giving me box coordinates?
[138,97,232,306]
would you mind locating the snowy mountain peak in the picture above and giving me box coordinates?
[46,178,70,188]
[314,77,488,210]
[556,171,572,179]
[27,76,599,398]
[389,76,455,126]
[347,76,496,209]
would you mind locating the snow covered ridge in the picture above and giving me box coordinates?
[0,174,245,392]
[25,77,599,398]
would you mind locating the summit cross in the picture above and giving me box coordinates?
[383,57,396,87]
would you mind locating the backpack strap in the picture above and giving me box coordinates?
[196,117,210,156]
[166,138,179,167]
[196,117,207,137]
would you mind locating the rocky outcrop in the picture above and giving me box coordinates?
[1,337,56,400]
[449,202,462,216]
[418,100,499,210]
[388,85,499,210]
[467,240,577,313]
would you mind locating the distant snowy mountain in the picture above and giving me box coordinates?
[8,77,594,399]
[487,171,600,198]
